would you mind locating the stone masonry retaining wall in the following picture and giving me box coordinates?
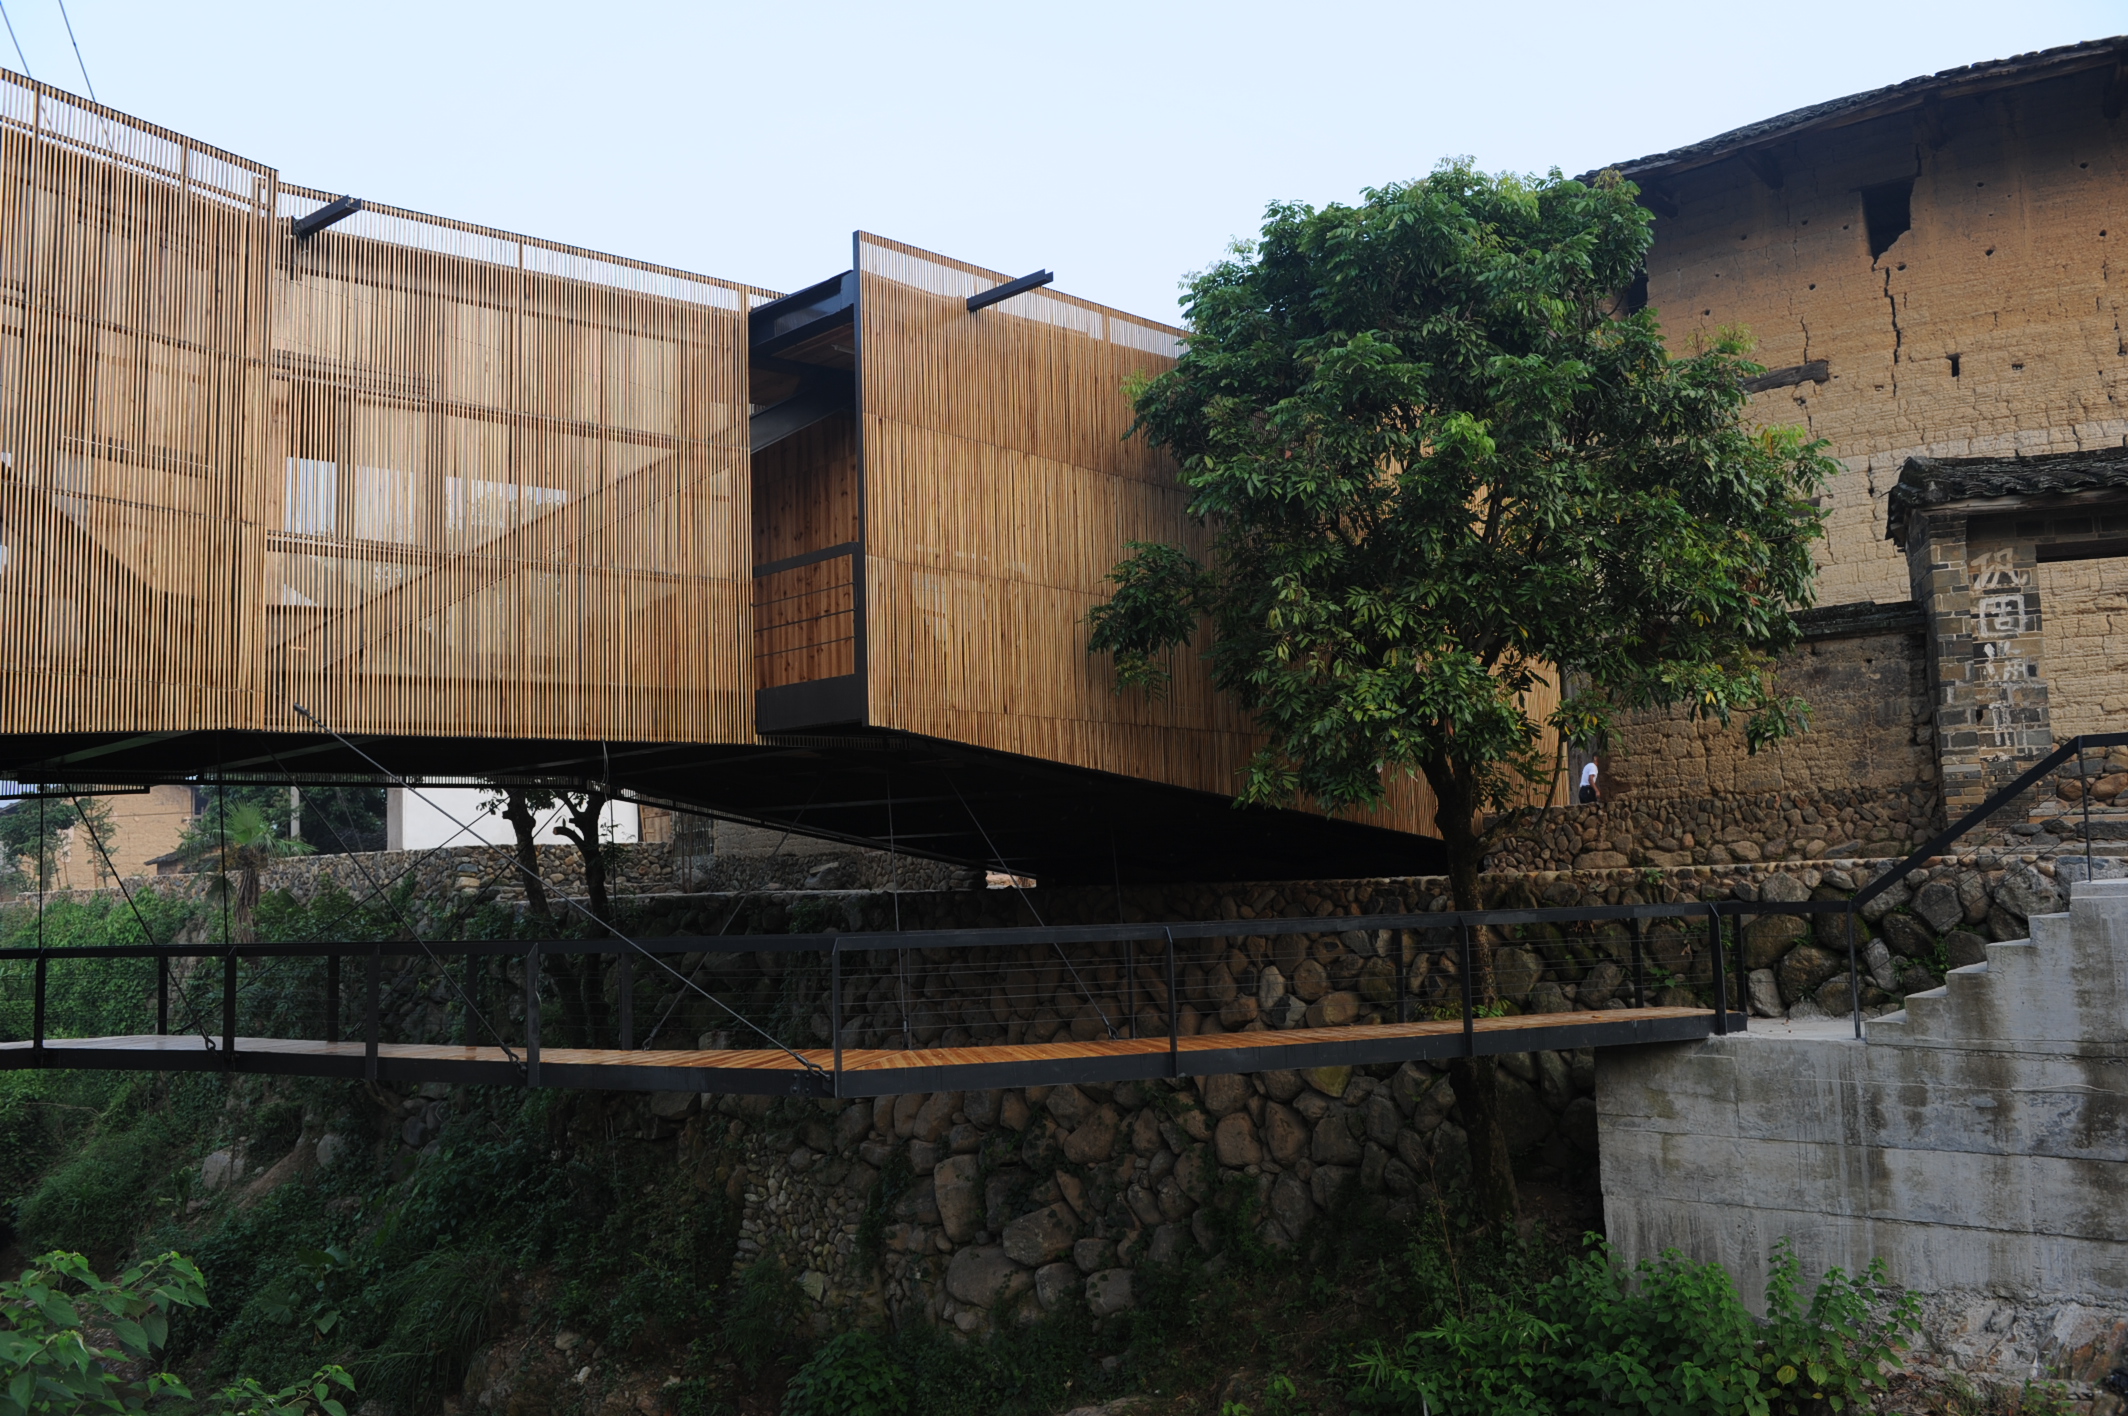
[664,1057,1590,1337]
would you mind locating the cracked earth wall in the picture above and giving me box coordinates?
[1642,63,2128,611]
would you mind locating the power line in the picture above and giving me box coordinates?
[52,0,91,100]
[0,0,32,79]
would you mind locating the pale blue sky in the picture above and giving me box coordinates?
[1,1,2120,320]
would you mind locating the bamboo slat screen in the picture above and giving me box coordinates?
[856,233,1446,835]
[0,71,272,735]
[0,67,766,746]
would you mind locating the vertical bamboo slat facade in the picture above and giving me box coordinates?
[855,234,1463,836]
[263,184,758,742]
[0,67,1468,860]
[0,69,762,747]
[0,74,271,736]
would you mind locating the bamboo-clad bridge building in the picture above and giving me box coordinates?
[0,70,1460,882]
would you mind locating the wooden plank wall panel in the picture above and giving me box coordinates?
[856,233,1446,836]
[753,557,856,689]
[0,72,272,737]
[0,67,765,749]
[751,414,858,566]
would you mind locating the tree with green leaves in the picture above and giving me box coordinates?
[0,797,79,895]
[1088,162,1833,1222]
[176,800,312,945]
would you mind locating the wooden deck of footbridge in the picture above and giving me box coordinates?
[0,899,1780,1096]
[0,1007,1726,1097]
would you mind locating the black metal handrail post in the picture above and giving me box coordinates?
[1396,928,1410,1024]
[221,949,237,1062]
[463,950,477,1047]
[364,944,381,1082]
[1124,936,1137,1039]
[830,938,844,1097]
[1706,905,1728,1035]
[2080,742,2096,883]
[1164,927,1179,1077]
[1732,910,1750,1030]
[1458,921,1476,1057]
[1846,909,1862,1039]
[524,945,540,1088]
[1629,918,1646,1008]
[325,951,340,1044]
[32,951,46,1064]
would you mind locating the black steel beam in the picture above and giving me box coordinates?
[293,196,363,240]
[967,269,1054,312]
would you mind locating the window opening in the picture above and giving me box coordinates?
[1861,180,1913,260]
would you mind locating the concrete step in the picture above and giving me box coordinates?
[1897,983,1954,1040]
[1862,1007,1910,1041]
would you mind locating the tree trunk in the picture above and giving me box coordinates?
[234,863,260,945]
[563,791,611,926]
[554,791,614,1047]
[502,791,596,1045]
[1426,758,1520,1229]
[500,790,551,922]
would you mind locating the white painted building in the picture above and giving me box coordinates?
[383,787,638,852]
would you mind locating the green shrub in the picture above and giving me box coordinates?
[781,1330,908,1416]
[1351,1238,1919,1416]
[13,1113,182,1258]
[724,1261,802,1377]
[350,1249,503,1410]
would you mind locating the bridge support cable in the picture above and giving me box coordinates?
[946,774,1120,1041]
[635,781,828,1053]
[265,775,561,960]
[61,787,218,1051]
[291,707,828,1085]
[274,766,525,1069]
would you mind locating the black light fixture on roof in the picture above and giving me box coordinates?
[293,195,363,240]
[967,268,1054,313]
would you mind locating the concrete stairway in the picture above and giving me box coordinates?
[1865,876,2128,1054]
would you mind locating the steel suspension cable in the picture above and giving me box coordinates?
[0,0,32,78]
[274,760,522,1067]
[293,706,824,1078]
[51,0,89,99]
[637,787,824,1050]
[62,788,217,1048]
[274,780,567,951]
[946,775,1118,1040]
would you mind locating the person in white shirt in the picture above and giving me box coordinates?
[1578,759,1600,805]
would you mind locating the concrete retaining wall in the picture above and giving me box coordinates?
[1598,879,2128,1397]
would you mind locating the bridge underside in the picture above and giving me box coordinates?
[0,729,1445,885]
[0,1008,1726,1097]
